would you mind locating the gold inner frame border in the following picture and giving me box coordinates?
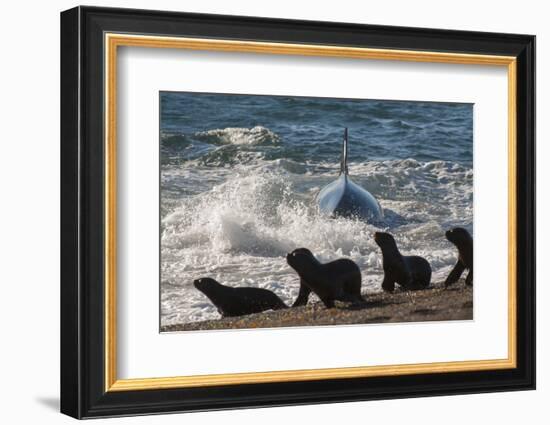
[104,33,517,392]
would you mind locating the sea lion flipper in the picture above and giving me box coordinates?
[445,260,465,287]
[381,275,395,293]
[320,297,335,309]
[351,294,367,305]
[335,291,360,304]
[465,269,473,286]
[292,279,312,307]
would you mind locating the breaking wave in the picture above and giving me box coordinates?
[161,157,472,326]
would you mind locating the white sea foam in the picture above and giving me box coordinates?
[195,126,280,145]
[160,158,472,326]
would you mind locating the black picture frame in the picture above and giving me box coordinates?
[61,5,535,419]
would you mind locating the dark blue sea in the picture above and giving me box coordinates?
[160,92,473,326]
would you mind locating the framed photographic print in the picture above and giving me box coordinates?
[60,6,535,419]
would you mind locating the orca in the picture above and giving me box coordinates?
[316,128,383,222]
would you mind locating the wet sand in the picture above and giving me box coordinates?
[161,280,473,332]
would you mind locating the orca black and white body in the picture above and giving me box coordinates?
[316,128,383,222]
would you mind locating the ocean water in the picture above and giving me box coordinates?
[160,92,473,326]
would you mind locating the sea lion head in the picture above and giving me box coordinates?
[286,248,315,271]
[288,247,314,258]
[374,231,397,250]
[445,227,472,246]
[193,277,221,293]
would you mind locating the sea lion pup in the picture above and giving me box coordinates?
[444,227,473,287]
[193,278,288,318]
[286,248,364,308]
[289,248,316,307]
[374,232,431,292]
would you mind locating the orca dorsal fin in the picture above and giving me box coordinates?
[340,127,349,176]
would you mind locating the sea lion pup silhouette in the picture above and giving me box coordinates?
[444,227,473,287]
[374,232,432,292]
[286,248,364,308]
[193,278,287,318]
[289,248,318,307]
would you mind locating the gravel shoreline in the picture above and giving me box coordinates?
[161,280,473,332]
